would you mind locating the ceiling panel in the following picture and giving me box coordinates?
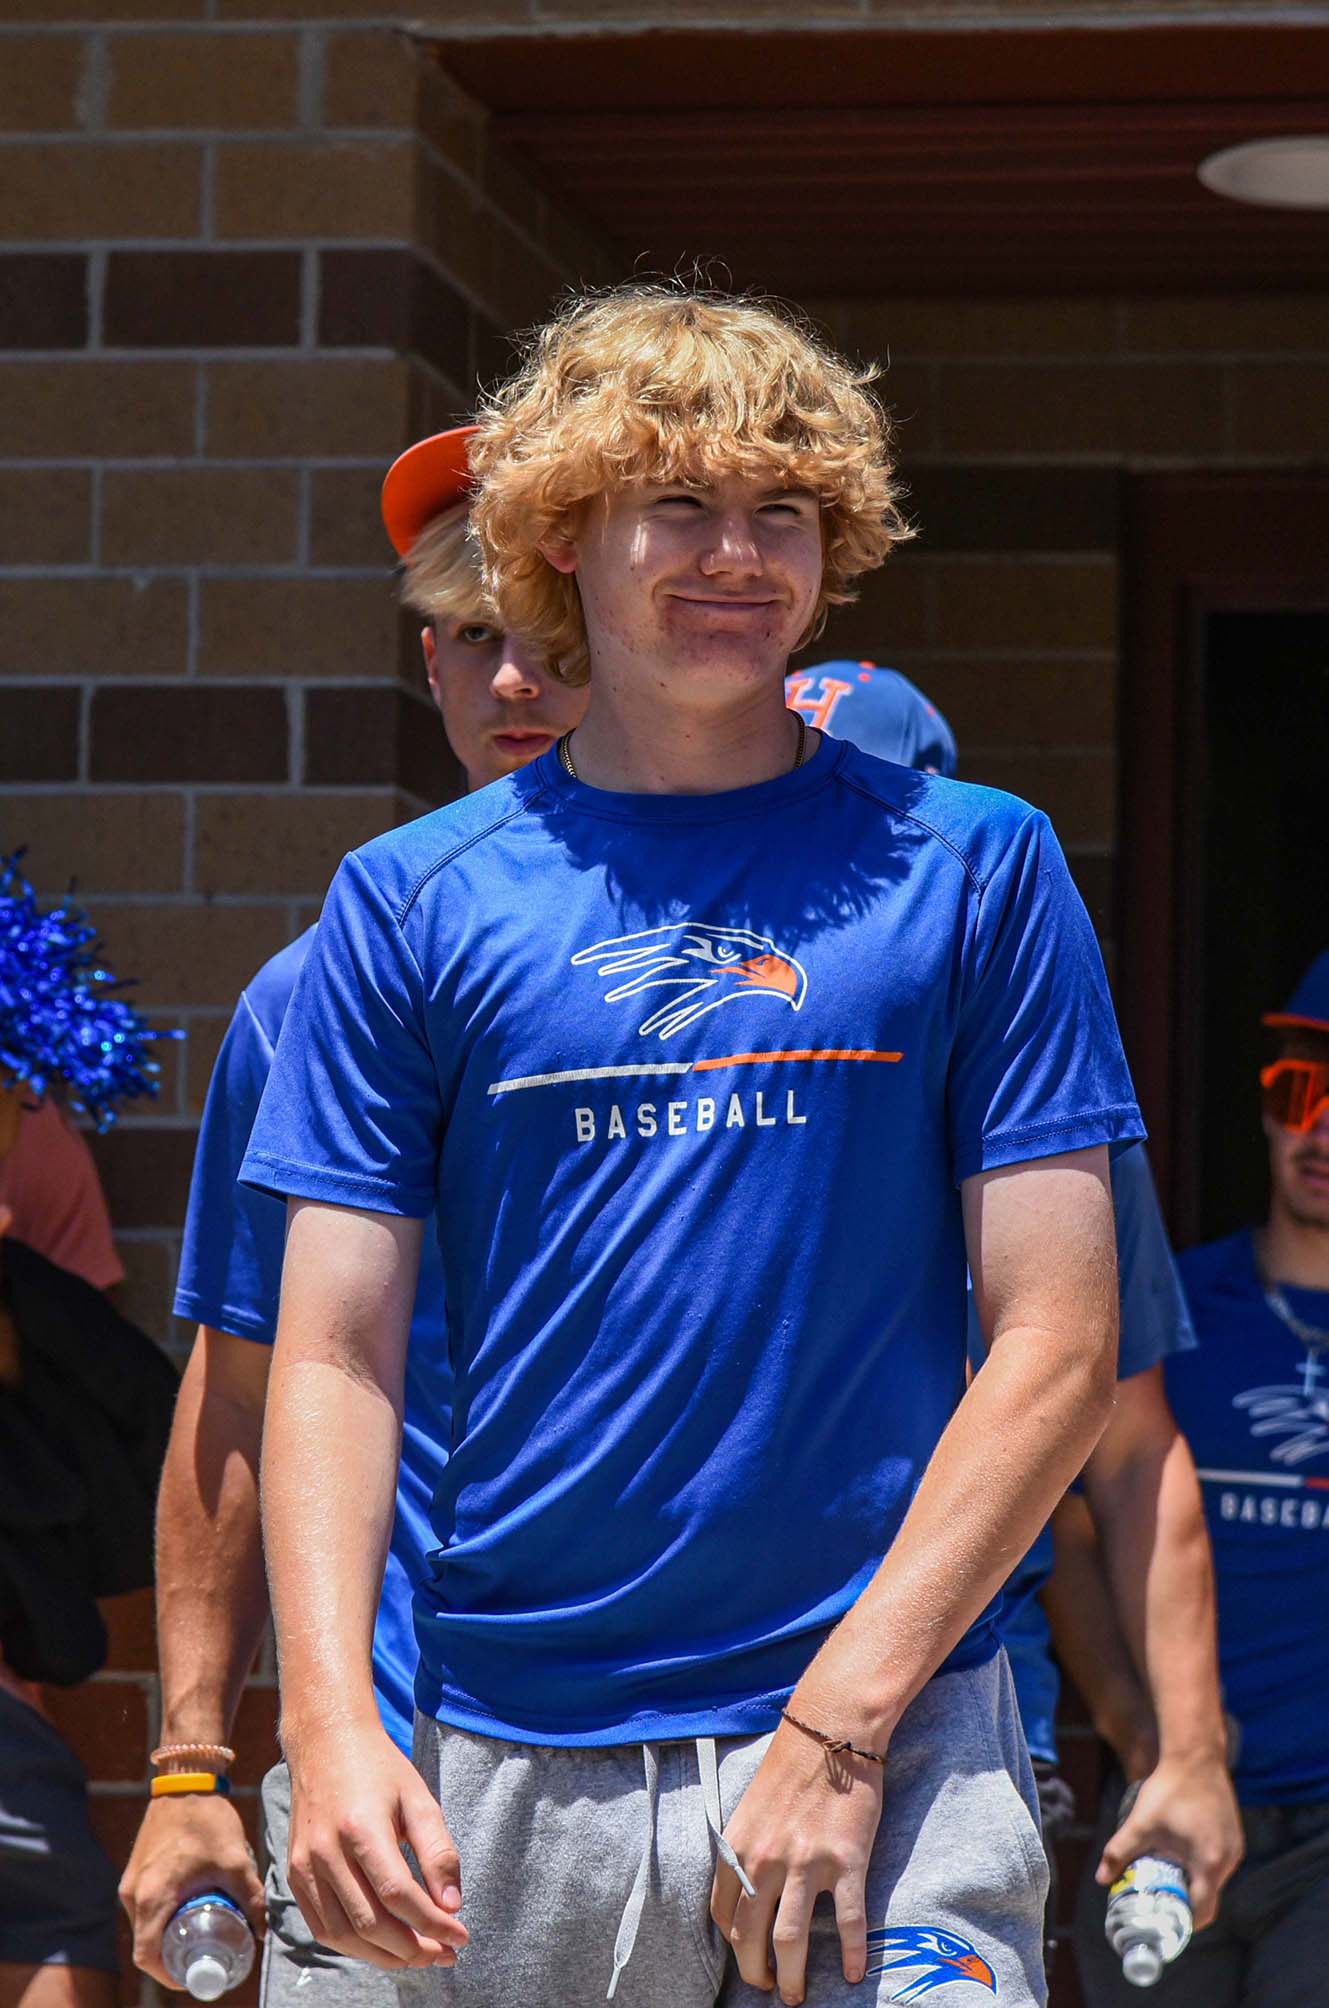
[432,24,1329,296]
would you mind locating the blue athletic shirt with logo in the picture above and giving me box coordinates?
[969,1142,1196,1763]
[174,929,451,1755]
[242,737,1143,1747]
[1166,1232,1329,1803]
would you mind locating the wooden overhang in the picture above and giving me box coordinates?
[432,21,1329,297]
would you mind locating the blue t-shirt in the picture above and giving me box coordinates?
[242,738,1142,1747]
[174,929,451,1755]
[1167,1231,1329,1804]
[970,1142,1196,1762]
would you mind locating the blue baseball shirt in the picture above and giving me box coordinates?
[174,929,451,1755]
[968,1142,1196,1764]
[1166,1232,1329,1803]
[242,738,1143,1747]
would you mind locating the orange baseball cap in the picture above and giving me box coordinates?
[380,423,479,558]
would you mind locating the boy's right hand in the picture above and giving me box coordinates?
[119,1791,266,1987]
[285,1723,468,1970]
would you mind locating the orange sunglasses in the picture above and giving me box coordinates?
[1261,1057,1329,1133]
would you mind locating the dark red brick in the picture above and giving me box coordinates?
[906,465,1121,554]
[90,1125,197,1230]
[45,1676,150,1783]
[319,246,470,385]
[104,249,302,348]
[90,684,288,783]
[88,1790,155,1869]
[100,1588,158,1673]
[0,252,87,349]
[231,1682,281,1788]
[303,683,458,801]
[0,684,79,780]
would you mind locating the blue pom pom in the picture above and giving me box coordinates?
[0,850,183,1132]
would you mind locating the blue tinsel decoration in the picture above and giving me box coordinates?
[0,850,183,1132]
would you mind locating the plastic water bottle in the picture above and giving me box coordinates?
[1103,1785,1193,1988]
[162,1892,255,2000]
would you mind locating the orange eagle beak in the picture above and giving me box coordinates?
[945,1952,997,1990]
[734,954,801,998]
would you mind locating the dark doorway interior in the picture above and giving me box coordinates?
[1119,474,1329,1248]
[1196,613,1329,1241]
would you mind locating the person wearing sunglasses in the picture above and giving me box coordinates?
[1075,949,1329,2005]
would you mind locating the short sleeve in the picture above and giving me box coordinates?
[241,854,442,1217]
[174,992,285,1345]
[1111,1142,1197,1378]
[948,810,1143,1184]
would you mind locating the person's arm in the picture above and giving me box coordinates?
[260,1198,467,1973]
[1043,1489,1158,1780]
[711,1145,1119,2008]
[118,1327,270,1982]
[1079,1367,1242,1922]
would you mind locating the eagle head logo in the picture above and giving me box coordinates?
[570,922,807,1042]
[866,1926,998,2002]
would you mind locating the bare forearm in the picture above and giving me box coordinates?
[1087,1429,1226,1762]
[799,1317,1115,1740]
[1044,1490,1157,1778]
[261,1204,419,1755]
[154,1332,270,1743]
[261,1352,399,1750]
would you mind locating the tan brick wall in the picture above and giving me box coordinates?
[0,26,611,1990]
[0,10,612,1365]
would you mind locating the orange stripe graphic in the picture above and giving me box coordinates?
[693,1049,903,1071]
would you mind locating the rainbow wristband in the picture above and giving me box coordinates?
[150,1771,231,1798]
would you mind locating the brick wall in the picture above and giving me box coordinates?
[5,8,1326,2003]
[0,12,611,1352]
[1,13,613,1999]
[801,290,1329,983]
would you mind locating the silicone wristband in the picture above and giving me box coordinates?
[150,1771,232,1798]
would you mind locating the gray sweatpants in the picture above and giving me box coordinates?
[401,1651,1047,2008]
[259,1759,399,2006]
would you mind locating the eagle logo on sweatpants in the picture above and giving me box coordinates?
[570,923,807,1041]
[866,1926,998,2001]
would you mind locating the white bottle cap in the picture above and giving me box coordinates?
[186,1954,231,2001]
[1122,1942,1164,1987]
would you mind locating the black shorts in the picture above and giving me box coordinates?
[0,1687,119,1971]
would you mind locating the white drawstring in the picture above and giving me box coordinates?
[696,1735,756,1898]
[605,1739,755,2000]
[607,1743,659,1999]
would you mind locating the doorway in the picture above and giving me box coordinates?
[1119,475,1329,1249]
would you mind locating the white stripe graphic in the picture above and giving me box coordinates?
[487,1063,694,1097]
[1196,1467,1305,1489]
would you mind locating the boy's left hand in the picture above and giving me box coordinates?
[711,1715,886,2006]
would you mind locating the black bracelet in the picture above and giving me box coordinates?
[780,1709,887,1766]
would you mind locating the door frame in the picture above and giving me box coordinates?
[1119,472,1329,1242]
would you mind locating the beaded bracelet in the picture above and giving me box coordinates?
[780,1709,887,1766]
[151,1741,236,1771]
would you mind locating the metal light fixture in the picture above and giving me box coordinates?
[1198,136,1329,210]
